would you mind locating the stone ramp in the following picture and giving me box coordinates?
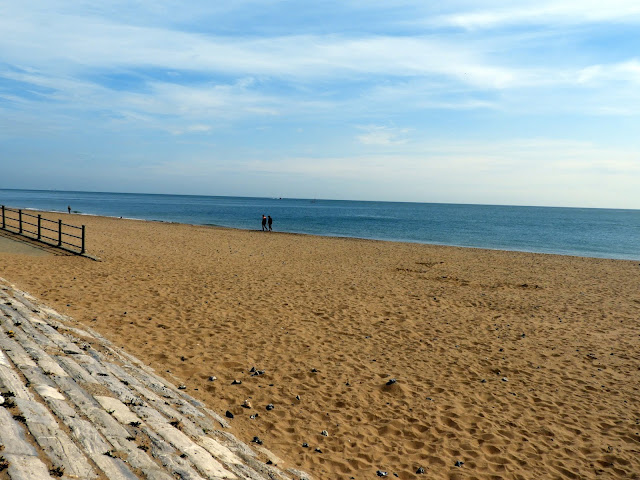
[0,279,310,480]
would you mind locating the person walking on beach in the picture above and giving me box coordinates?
[261,215,267,231]
[268,215,273,231]
[67,205,71,214]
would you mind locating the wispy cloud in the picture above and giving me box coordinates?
[0,14,519,88]
[356,125,410,146]
[575,59,640,86]
[431,1,640,29]
[232,138,640,206]
[3,1,639,123]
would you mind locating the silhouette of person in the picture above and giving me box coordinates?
[261,215,267,231]
[67,205,71,214]
[268,215,273,231]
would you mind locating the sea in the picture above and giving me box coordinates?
[1,188,639,261]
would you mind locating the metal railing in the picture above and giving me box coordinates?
[1,205,86,254]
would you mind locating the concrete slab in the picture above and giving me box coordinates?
[14,398,58,426]
[0,335,38,368]
[34,383,66,400]
[0,232,51,256]
[27,422,97,479]
[0,407,38,456]
[95,395,142,425]
[2,453,53,480]
[0,364,34,399]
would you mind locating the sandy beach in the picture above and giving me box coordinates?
[1,211,639,479]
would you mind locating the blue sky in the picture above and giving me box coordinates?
[1,1,639,208]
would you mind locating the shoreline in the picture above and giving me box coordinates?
[8,207,639,262]
[1,212,639,478]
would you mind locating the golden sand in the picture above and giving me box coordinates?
[1,212,639,479]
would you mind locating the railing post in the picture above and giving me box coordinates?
[1,206,4,229]
[19,209,23,233]
[58,219,62,246]
[38,215,42,239]
[81,225,85,254]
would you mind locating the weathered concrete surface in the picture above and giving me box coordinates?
[0,232,51,256]
[0,278,311,480]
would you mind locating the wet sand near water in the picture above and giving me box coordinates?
[1,212,639,479]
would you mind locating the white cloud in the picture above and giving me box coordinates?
[432,0,640,29]
[4,0,640,126]
[576,59,640,86]
[169,124,213,135]
[230,138,640,206]
[356,125,409,146]
[232,138,640,179]
[0,8,524,90]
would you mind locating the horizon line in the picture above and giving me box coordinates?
[1,186,639,212]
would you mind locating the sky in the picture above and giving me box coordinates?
[1,1,639,208]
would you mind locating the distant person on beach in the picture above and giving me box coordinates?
[67,205,71,214]
[262,215,267,231]
[268,215,273,231]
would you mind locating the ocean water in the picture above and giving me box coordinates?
[1,188,639,260]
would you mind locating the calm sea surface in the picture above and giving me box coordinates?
[1,189,639,260]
